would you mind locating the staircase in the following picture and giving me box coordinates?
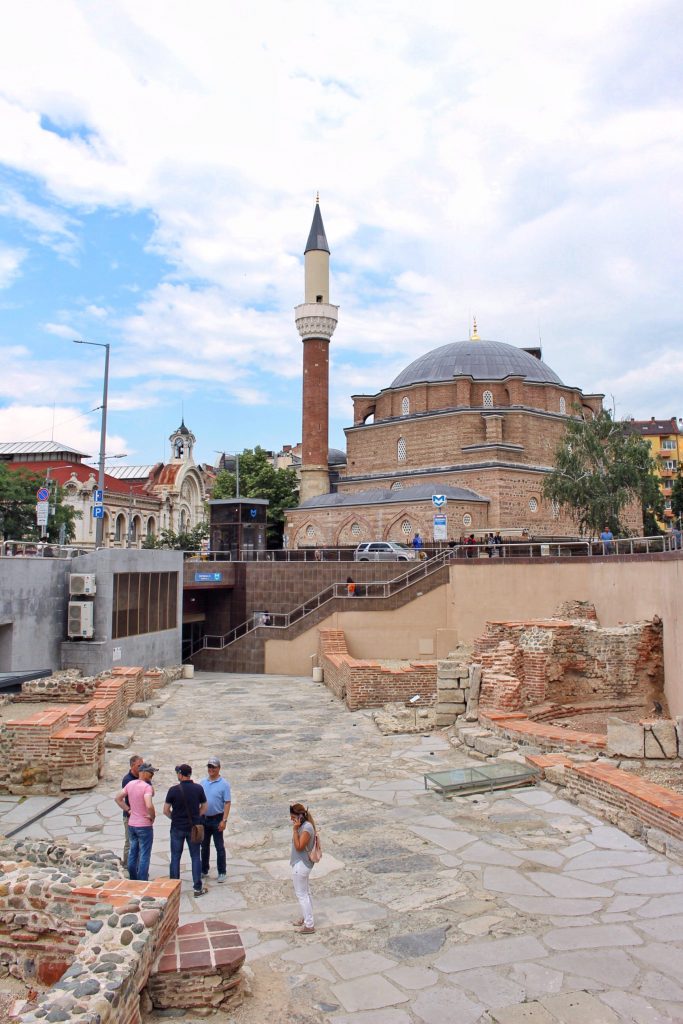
[191,551,453,674]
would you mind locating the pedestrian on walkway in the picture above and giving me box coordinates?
[290,802,317,934]
[199,757,231,883]
[164,764,208,897]
[115,762,157,881]
[346,577,356,596]
[121,753,144,865]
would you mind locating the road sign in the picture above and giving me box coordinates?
[37,487,49,502]
[36,504,49,526]
[93,489,104,503]
[92,506,104,519]
[432,494,447,509]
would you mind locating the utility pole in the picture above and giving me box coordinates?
[73,340,110,547]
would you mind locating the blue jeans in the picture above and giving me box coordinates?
[169,827,202,891]
[128,825,154,881]
[201,814,226,875]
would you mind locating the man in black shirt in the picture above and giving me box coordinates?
[121,754,144,865]
[163,763,208,896]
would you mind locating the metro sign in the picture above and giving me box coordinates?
[432,494,447,509]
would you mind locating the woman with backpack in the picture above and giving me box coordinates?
[289,802,319,934]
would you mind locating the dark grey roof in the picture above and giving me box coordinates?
[304,203,330,254]
[391,340,564,388]
[328,447,346,466]
[175,418,190,436]
[298,482,488,510]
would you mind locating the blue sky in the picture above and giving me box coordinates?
[0,0,681,467]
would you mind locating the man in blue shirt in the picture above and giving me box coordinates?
[199,757,232,883]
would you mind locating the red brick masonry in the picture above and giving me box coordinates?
[528,755,683,844]
[481,709,606,753]
[318,629,436,710]
[148,920,246,1011]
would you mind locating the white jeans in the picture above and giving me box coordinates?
[291,861,314,927]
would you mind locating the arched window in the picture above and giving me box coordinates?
[401,396,410,416]
[306,525,315,538]
[529,497,538,513]
[462,514,472,527]
[483,390,494,408]
[147,517,156,538]
[559,397,566,415]
[351,522,361,536]
[401,520,412,535]
[397,437,407,462]
[391,481,403,490]
[115,514,125,543]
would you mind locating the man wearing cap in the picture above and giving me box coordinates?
[199,757,232,883]
[163,764,208,897]
[115,762,157,881]
[121,754,144,865]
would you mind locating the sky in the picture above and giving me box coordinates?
[0,0,681,467]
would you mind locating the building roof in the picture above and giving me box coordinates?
[5,461,133,494]
[297,482,488,510]
[304,202,330,255]
[629,417,681,436]
[328,447,346,466]
[390,339,564,389]
[103,465,157,480]
[0,440,90,458]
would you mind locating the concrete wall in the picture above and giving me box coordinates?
[0,558,69,671]
[264,554,683,715]
[264,588,453,675]
[0,549,183,675]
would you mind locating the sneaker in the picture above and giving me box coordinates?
[193,887,208,897]
[201,870,209,877]
[217,873,227,884]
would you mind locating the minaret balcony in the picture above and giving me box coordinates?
[294,302,339,341]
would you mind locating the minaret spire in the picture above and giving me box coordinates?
[295,199,340,503]
[470,316,480,341]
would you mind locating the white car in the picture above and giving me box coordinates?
[353,541,417,561]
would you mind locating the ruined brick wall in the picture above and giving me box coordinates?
[318,630,436,710]
[564,762,683,843]
[475,610,664,713]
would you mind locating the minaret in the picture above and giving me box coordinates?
[295,196,339,503]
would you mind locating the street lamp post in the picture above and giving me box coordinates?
[73,340,110,547]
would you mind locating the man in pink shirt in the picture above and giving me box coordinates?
[115,762,157,880]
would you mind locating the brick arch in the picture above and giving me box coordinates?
[382,508,417,542]
[334,513,374,546]
[293,521,319,547]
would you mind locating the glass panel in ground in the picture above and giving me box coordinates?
[424,762,538,795]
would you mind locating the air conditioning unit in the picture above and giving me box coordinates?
[69,573,97,596]
[68,601,95,639]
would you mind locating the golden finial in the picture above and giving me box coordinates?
[316,191,320,204]
[471,316,480,341]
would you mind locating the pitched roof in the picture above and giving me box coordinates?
[304,202,330,254]
[0,440,90,457]
[629,418,680,436]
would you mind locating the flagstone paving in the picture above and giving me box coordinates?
[3,672,683,1022]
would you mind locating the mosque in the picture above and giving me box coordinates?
[284,201,607,548]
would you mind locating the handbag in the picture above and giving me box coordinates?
[177,781,204,843]
[309,830,322,863]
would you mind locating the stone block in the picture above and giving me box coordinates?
[606,718,644,759]
[60,767,99,791]
[474,736,504,756]
[543,765,566,785]
[438,687,462,702]
[643,720,677,759]
[438,702,466,716]
[105,732,134,748]
[436,713,457,727]
[128,704,153,719]
[645,828,668,854]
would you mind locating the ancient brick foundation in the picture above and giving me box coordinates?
[318,630,436,710]
[0,666,182,795]
[474,604,663,713]
[0,837,246,1022]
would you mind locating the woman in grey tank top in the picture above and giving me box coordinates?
[290,802,316,933]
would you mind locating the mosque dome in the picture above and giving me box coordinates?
[390,339,564,389]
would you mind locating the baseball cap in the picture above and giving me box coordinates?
[138,763,157,774]
[175,763,192,776]
[207,757,221,767]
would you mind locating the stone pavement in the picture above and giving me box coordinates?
[3,672,683,1023]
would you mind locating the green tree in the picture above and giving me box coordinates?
[0,465,80,542]
[671,471,683,524]
[542,409,661,537]
[143,522,209,552]
[212,447,299,545]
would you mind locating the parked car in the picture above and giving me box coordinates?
[353,541,417,561]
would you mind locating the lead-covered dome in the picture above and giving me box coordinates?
[391,339,563,388]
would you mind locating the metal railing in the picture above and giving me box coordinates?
[201,549,452,652]
[0,540,90,558]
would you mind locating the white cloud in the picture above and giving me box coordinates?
[0,403,127,456]
[0,246,26,288]
[43,322,78,339]
[0,0,680,446]
[0,186,78,257]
